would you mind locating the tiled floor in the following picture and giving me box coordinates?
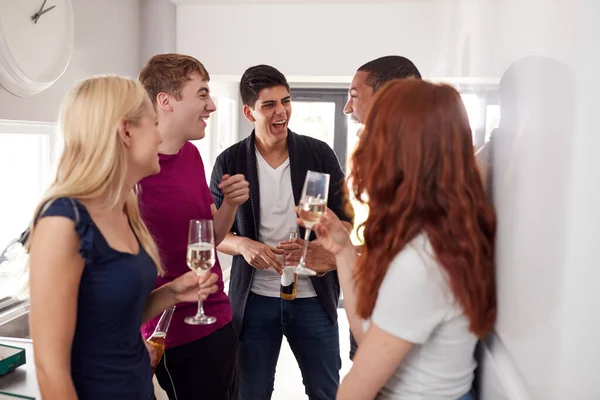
[154,308,353,400]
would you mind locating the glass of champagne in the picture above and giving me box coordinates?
[184,219,217,325]
[288,170,330,276]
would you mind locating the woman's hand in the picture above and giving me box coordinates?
[168,270,219,303]
[296,207,353,256]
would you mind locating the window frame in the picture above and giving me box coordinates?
[290,88,349,171]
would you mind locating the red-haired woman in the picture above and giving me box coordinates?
[306,79,496,400]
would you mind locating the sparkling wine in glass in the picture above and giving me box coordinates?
[289,170,330,276]
[184,219,217,325]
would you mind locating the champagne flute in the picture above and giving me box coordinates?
[184,219,217,325]
[288,170,330,276]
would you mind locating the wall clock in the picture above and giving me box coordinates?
[0,0,74,97]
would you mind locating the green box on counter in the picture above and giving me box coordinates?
[0,393,35,399]
[0,344,26,376]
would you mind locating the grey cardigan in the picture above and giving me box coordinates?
[210,130,353,334]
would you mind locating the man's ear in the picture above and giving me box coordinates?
[156,92,173,113]
[117,120,132,148]
[243,104,256,123]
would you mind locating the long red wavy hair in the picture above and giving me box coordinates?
[350,78,497,337]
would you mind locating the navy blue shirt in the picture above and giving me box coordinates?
[39,198,157,399]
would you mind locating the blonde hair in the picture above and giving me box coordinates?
[27,75,163,274]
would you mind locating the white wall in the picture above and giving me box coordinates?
[0,0,144,250]
[140,0,176,64]
[559,3,600,396]
[176,1,598,399]
[176,0,574,80]
[0,0,143,122]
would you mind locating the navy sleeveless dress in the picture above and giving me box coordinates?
[39,198,157,399]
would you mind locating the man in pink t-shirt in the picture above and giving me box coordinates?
[137,54,249,400]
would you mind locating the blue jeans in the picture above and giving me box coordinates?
[458,391,475,400]
[239,293,341,400]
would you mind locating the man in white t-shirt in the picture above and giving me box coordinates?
[211,64,353,400]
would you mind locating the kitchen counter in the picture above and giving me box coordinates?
[0,337,39,399]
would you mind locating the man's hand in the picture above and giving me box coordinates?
[168,270,219,303]
[239,238,285,275]
[277,238,336,275]
[219,174,249,206]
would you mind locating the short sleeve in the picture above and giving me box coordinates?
[193,146,215,206]
[370,235,450,344]
[210,153,226,210]
[38,197,93,261]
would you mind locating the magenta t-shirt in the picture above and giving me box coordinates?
[138,142,232,349]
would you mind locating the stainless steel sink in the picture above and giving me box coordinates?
[0,298,30,339]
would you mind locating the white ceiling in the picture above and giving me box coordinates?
[168,0,413,4]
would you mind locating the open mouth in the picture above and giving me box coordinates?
[272,119,287,128]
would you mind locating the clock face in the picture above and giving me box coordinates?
[0,0,74,96]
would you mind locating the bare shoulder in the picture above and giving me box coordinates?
[30,216,81,262]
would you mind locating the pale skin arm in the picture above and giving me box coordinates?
[142,271,219,323]
[212,202,238,246]
[307,209,416,399]
[333,245,365,342]
[29,217,83,400]
[217,232,285,275]
[337,324,414,400]
[215,231,244,257]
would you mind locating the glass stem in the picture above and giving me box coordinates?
[196,297,205,318]
[299,228,312,267]
[196,270,205,318]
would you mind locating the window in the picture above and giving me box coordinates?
[0,120,58,250]
[455,84,500,149]
[289,89,349,171]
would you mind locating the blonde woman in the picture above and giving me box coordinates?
[27,76,219,400]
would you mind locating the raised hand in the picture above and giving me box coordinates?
[219,174,249,207]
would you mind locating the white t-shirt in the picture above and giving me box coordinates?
[364,234,477,400]
[250,150,317,298]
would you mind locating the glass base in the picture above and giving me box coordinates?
[286,265,317,277]
[184,315,217,325]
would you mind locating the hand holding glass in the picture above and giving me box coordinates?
[185,219,217,325]
[289,170,330,276]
